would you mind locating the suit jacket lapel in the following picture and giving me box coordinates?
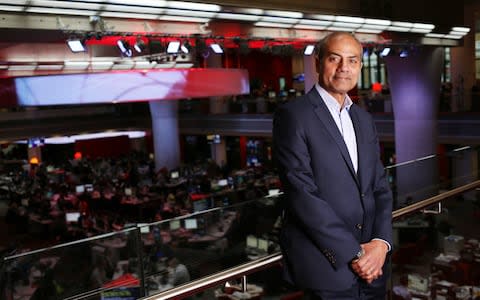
[349,105,365,189]
[307,90,359,186]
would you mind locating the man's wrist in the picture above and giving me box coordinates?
[355,248,365,260]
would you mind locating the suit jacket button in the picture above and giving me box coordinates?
[355,224,363,230]
[360,193,365,198]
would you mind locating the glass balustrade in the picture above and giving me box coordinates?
[1,145,479,300]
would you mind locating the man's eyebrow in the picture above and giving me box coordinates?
[327,51,360,59]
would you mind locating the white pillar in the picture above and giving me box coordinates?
[303,54,317,93]
[207,52,228,166]
[386,47,443,205]
[149,101,180,171]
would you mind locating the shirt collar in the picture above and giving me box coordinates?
[315,83,353,112]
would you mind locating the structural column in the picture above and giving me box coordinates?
[149,100,180,171]
[303,54,317,93]
[207,52,228,167]
[386,47,444,205]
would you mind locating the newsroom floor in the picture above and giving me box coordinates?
[1,196,479,299]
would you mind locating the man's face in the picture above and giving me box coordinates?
[317,34,362,101]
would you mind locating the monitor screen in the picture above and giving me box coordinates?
[408,274,429,293]
[206,134,221,144]
[258,238,269,252]
[21,198,29,206]
[137,223,150,234]
[246,235,257,248]
[170,171,179,179]
[169,219,181,230]
[75,185,85,194]
[65,212,81,222]
[193,199,209,212]
[184,218,198,229]
[84,184,93,192]
[268,189,280,196]
[125,188,132,196]
[217,179,228,187]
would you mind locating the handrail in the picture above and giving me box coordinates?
[142,179,480,300]
[141,253,282,300]
[392,179,480,219]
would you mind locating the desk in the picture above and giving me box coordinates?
[215,284,263,300]
[188,212,236,243]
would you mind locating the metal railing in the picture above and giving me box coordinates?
[142,179,480,300]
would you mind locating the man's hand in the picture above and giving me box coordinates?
[351,240,388,283]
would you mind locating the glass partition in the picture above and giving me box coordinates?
[390,189,480,300]
[138,196,283,298]
[386,145,479,210]
[1,194,284,300]
[2,145,479,300]
[1,227,143,300]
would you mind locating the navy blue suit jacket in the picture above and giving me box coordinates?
[273,88,393,291]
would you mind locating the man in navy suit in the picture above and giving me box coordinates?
[273,32,393,299]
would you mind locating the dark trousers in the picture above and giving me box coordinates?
[304,279,387,300]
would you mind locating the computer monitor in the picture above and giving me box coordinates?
[268,189,280,196]
[170,171,179,179]
[84,184,93,192]
[206,134,221,144]
[65,212,81,223]
[258,238,269,252]
[246,235,258,248]
[137,223,150,234]
[193,198,209,212]
[184,218,198,229]
[21,198,29,206]
[408,274,429,293]
[75,185,85,194]
[169,219,181,230]
[124,188,132,196]
[217,179,228,187]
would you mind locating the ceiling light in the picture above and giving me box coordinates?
[167,1,220,12]
[364,18,391,26]
[335,16,365,24]
[265,10,303,19]
[254,22,293,28]
[452,26,470,33]
[216,12,260,22]
[260,16,299,24]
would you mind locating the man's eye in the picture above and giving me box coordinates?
[328,56,340,63]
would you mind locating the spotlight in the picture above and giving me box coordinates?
[399,48,408,58]
[210,43,223,54]
[167,41,180,53]
[304,45,315,55]
[180,40,192,54]
[380,47,391,57]
[117,39,132,57]
[134,38,146,53]
[67,38,87,53]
